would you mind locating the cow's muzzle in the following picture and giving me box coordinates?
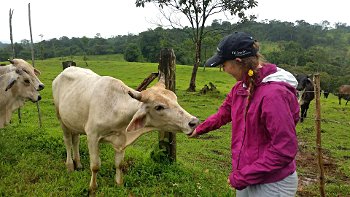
[188,117,200,129]
[30,95,42,103]
[37,84,45,91]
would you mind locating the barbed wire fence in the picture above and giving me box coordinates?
[297,74,350,197]
[295,89,350,150]
[313,74,325,197]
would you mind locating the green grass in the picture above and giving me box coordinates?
[0,57,349,196]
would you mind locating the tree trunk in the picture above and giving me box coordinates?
[158,48,176,162]
[187,41,201,92]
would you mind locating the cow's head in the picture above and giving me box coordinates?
[9,59,45,91]
[0,69,41,102]
[295,74,312,91]
[126,77,199,135]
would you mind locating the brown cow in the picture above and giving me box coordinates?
[338,85,350,105]
[52,66,199,192]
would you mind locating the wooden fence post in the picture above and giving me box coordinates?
[314,73,325,197]
[9,8,22,123]
[136,72,159,91]
[9,9,15,59]
[28,3,42,128]
[158,48,176,162]
[62,61,76,70]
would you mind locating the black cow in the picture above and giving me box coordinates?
[295,74,315,123]
[323,90,330,99]
[320,82,331,99]
[338,85,350,105]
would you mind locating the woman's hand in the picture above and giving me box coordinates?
[189,129,199,138]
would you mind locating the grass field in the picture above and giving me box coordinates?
[0,54,349,196]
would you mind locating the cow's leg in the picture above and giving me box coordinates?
[300,105,305,123]
[87,134,101,192]
[114,149,125,185]
[103,134,127,186]
[339,96,342,105]
[304,103,310,119]
[61,123,74,172]
[304,108,308,120]
[72,134,82,170]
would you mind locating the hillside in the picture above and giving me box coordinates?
[0,20,349,90]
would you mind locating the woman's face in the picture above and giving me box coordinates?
[222,59,243,81]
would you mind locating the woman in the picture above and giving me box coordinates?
[190,32,300,197]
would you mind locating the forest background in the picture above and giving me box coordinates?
[1,19,349,91]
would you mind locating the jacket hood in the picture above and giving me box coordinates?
[261,65,298,88]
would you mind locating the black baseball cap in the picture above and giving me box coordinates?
[205,32,257,67]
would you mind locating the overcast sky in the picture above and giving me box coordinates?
[1,0,349,43]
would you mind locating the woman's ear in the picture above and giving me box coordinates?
[235,58,242,63]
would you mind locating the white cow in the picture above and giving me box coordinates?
[0,59,44,128]
[52,67,199,191]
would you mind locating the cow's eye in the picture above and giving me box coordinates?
[155,105,165,111]
[24,79,30,84]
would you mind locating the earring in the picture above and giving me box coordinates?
[248,69,254,77]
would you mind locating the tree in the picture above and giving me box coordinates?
[279,41,305,66]
[81,36,89,65]
[91,33,109,55]
[135,0,258,91]
[139,27,165,62]
[124,43,143,62]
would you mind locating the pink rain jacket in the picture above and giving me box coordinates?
[195,64,300,190]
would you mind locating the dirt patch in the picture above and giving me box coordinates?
[296,141,350,196]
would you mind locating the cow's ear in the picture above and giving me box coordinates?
[126,108,147,132]
[34,68,41,76]
[0,71,18,91]
[4,73,18,91]
[5,78,16,91]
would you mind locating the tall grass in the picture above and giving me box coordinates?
[0,56,349,196]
